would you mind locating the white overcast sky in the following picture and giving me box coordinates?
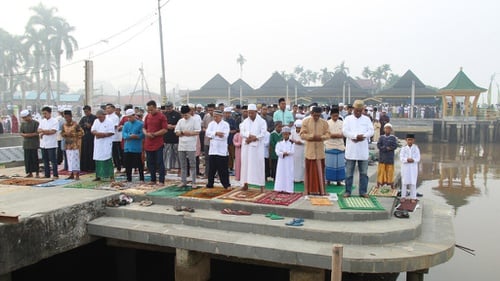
[1,0,499,103]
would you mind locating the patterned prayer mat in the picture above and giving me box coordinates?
[396,199,419,212]
[180,186,232,199]
[33,179,76,187]
[309,197,333,206]
[255,191,303,206]
[337,195,385,211]
[0,178,52,186]
[147,185,193,197]
[218,188,269,202]
[368,186,398,197]
[263,181,350,194]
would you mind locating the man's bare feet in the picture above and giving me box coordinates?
[242,183,248,191]
[260,186,264,193]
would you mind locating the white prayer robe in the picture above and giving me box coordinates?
[342,114,374,160]
[240,114,267,186]
[91,118,115,161]
[290,128,305,182]
[399,144,420,185]
[274,139,295,193]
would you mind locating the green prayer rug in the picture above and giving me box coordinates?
[147,185,192,197]
[337,195,385,211]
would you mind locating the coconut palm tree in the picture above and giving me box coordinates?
[51,19,78,103]
[334,61,350,75]
[362,64,392,92]
[319,67,334,85]
[23,26,45,105]
[236,54,246,79]
[26,3,63,104]
[0,29,24,105]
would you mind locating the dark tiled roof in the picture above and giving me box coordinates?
[376,70,438,97]
[200,73,231,89]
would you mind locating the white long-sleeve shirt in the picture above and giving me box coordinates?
[206,119,230,156]
[342,114,374,160]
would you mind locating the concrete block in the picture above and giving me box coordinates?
[290,267,325,281]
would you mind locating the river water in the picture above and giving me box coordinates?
[397,142,500,281]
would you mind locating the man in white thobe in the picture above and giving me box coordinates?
[240,104,267,192]
[400,134,420,202]
[91,109,115,181]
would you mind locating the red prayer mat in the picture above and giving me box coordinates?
[218,188,269,202]
[396,199,419,212]
[255,191,303,206]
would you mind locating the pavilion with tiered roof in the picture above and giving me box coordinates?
[439,68,487,117]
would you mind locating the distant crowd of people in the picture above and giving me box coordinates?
[17,98,421,202]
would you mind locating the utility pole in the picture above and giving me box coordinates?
[158,0,167,104]
[84,60,93,106]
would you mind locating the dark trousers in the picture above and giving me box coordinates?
[270,158,278,180]
[41,148,58,178]
[112,142,123,171]
[265,157,270,180]
[124,152,144,182]
[24,148,39,174]
[146,147,165,183]
[207,155,230,188]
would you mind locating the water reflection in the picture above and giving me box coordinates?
[417,143,499,215]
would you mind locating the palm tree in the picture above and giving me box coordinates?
[0,29,24,105]
[23,26,45,105]
[26,3,63,104]
[362,64,392,92]
[319,67,334,85]
[236,54,246,79]
[334,61,350,75]
[51,19,78,102]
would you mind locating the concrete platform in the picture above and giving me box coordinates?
[0,161,455,277]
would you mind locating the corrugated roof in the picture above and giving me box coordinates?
[376,70,438,97]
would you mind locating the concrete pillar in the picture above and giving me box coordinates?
[456,124,462,144]
[115,248,137,281]
[289,267,325,281]
[470,125,476,143]
[407,269,428,281]
[0,273,12,281]
[445,125,450,142]
[175,249,210,281]
[488,124,495,143]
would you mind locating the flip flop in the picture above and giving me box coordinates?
[292,218,304,223]
[394,210,409,219]
[139,199,153,207]
[269,214,284,220]
[285,220,304,226]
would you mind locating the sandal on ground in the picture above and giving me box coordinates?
[285,220,304,226]
[394,210,409,219]
[140,199,153,206]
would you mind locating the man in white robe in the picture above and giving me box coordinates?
[290,119,305,182]
[274,126,295,193]
[91,109,115,181]
[240,104,267,192]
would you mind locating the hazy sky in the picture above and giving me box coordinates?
[2,0,499,103]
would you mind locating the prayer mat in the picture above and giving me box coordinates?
[309,197,333,206]
[63,181,107,189]
[396,199,419,212]
[369,186,398,197]
[58,170,88,176]
[180,186,232,199]
[337,195,385,211]
[218,188,269,202]
[255,191,303,206]
[180,186,231,199]
[114,175,152,182]
[33,179,76,187]
[0,178,52,186]
[263,181,352,195]
[146,186,187,197]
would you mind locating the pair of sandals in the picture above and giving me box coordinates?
[285,218,304,226]
[394,210,409,219]
[174,206,195,212]
[265,212,284,220]
[221,208,252,215]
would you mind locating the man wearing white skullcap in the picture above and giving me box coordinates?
[20,109,40,178]
[240,103,268,192]
[290,119,305,182]
[273,125,294,193]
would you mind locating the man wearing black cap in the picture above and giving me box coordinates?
[79,105,96,172]
[163,102,181,174]
[175,105,201,188]
[61,110,84,180]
